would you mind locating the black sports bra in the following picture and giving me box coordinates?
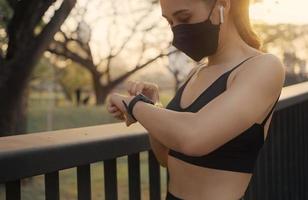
[165,56,280,173]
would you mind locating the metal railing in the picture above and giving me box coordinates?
[0,81,308,200]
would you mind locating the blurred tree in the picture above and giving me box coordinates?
[254,24,308,52]
[53,59,92,104]
[254,23,308,85]
[29,56,92,104]
[48,0,177,105]
[167,45,196,93]
[0,0,76,136]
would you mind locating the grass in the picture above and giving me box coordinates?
[0,90,174,199]
[27,89,175,133]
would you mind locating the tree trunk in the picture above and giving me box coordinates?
[92,73,115,105]
[0,96,28,136]
[0,0,76,136]
[14,87,29,134]
[0,60,30,136]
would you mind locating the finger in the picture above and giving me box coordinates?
[131,81,138,95]
[108,103,120,112]
[112,110,122,116]
[107,105,118,113]
[111,110,123,118]
[135,82,144,95]
[127,81,135,95]
[126,80,135,95]
[133,81,143,95]
[125,80,133,91]
[115,114,124,120]
[116,114,125,120]
[106,103,113,112]
[111,107,120,113]
[143,81,158,90]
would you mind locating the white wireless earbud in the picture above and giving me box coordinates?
[219,6,224,24]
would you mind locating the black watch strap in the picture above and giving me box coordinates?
[122,93,154,121]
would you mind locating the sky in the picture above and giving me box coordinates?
[67,0,308,75]
[250,0,308,24]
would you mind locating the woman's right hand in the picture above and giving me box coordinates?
[106,80,161,122]
[125,80,160,104]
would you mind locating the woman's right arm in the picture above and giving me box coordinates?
[149,133,169,168]
[123,66,199,167]
[148,66,200,167]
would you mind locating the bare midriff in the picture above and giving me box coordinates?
[167,155,252,200]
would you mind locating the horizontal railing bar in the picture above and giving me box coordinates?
[0,123,149,183]
[277,81,308,110]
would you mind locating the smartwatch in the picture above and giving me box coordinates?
[122,93,155,121]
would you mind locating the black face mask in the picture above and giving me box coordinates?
[171,0,221,62]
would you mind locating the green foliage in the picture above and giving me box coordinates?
[30,57,93,103]
[0,0,12,28]
[57,62,93,98]
[0,0,11,51]
[31,57,55,81]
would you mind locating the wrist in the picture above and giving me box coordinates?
[124,93,154,121]
[131,100,145,120]
[122,96,135,120]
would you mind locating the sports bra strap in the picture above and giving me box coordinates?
[181,55,258,90]
[260,94,280,127]
[228,55,257,74]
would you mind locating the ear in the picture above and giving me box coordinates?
[218,0,231,15]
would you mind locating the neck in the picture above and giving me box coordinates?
[207,20,258,67]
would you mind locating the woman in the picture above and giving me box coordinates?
[107,0,285,199]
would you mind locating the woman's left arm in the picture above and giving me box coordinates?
[186,54,285,156]
[132,54,285,156]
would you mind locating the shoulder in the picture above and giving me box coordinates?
[234,53,285,97]
[252,53,285,75]
[238,53,285,80]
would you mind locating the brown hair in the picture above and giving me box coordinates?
[230,0,262,50]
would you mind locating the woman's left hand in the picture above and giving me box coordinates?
[107,92,137,127]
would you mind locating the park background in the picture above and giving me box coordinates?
[0,0,308,199]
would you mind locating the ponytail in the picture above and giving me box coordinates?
[230,0,263,50]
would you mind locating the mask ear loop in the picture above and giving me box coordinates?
[207,0,218,20]
[207,0,221,24]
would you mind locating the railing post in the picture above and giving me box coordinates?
[104,158,118,200]
[45,171,60,200]
[148,150,161,200]
[77,164,91,200]
[5,180,20,200]
[128,153,141,200]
